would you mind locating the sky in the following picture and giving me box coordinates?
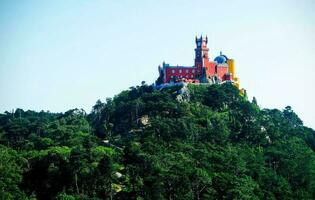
[0,0,314,128]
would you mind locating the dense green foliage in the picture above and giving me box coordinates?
[0,83,315,200]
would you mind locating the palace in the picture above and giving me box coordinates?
[156,36,240,89]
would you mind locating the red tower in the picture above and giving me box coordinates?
[194,36,208,69]
[194,36,216,76]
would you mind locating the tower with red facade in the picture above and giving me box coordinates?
[156,36,240,89]
[194,36,209,70]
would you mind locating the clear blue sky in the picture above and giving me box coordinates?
[0,0,314,128]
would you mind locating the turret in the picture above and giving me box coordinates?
[194,35,209,69]
[227,59,235,79]
[227,59,240,89]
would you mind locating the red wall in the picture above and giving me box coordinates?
[204,61,216,77]
[216,65,228,81]
[165,67,198,83]
[164,63,228,83]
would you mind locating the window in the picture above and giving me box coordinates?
[179,69,182,73]
[172,69,175,74]
[180,75,183,78]
[186,75,189,78]
[171,75,173,78]
[186,69,189,73]
[191,75,193,78]
[192,69,195,73]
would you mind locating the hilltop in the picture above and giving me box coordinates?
[1,83,315,200]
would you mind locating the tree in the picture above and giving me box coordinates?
[252,97,258,106]
[0,145,29,199]
[0,82,314,199]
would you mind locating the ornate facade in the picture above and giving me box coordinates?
[156,36,240,89]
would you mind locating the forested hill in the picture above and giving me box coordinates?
[1,83,315,200]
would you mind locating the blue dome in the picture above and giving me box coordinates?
[214,55,227,64]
